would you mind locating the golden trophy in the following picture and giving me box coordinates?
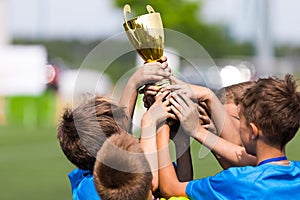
[123,4,170,88]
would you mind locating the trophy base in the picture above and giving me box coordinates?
[154,78,170,88]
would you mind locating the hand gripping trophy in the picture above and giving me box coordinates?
[123,4,171,96]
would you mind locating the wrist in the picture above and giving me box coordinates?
[127,76,141,91]
[141,113,157,127]
[141,113,158,137]
[192,125,208,143]
[194,86,212,102]
[157,125,170,143]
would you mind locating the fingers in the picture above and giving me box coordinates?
[160,56,167,62]
[155,90,170,102]
[169,76,184,85]
[144,62,168,70]
[169,91,199,123]
[198,101,208,110]
[142,63,171,78]
[199,101,210,115]
[202,124,211,130]
[163,66,171,74]
[169,93,186,121]
[146,85,160,91]
[147,75,167,82]
[197,104,208,116]
[141,84,161,96]
[161,61,168,69]
[138,87,145,94]
[167,112,177,120]
[197,104,211,124]
[169,93,183,109]
[162,94,171,106]
[172,91,194,109]
[199,114,211,125]
[170,104,182,121]
[145,90,158,96]
[164,84,184,91]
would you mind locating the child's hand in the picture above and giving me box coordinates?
[166,76,212,104]
[131,61,171,90]
[169,91,201,138]
[163,76,197,101]
[139,84,160,109]
[143,91,176,126]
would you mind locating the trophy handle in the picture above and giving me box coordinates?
[146,5,155,13]
[123,4,141,46]
[123,5,157,47]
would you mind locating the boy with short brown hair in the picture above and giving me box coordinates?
[158,74,300,199]
[94,133,153,200]
[57,96,127,199]
[57,59,171,200]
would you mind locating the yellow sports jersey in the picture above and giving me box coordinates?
[160,197,189,200]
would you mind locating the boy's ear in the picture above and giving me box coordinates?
[249,122,259,140]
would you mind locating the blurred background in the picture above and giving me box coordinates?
[0,0,299,199]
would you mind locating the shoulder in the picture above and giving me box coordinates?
[291,161,300,167]
[214,165,258,178]
[187,166,256,185]
[68,168,94,191]
[68,169,100,200]
[68,168,93,182]
[186,166,258,198]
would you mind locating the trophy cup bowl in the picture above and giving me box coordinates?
[123,4,169,87]
[123,4,164,63]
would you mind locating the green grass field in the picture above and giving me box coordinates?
[0,125,74,200]
[0,124,299,200]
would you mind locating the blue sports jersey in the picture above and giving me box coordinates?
[186,161,300,200]
[68,168,100,200]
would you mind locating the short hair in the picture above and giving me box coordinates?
[216,81,256,104]
[94,133,152,200]
[239,74,300,148]
[57,95,129,171]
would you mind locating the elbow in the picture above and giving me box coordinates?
[159,186,173,199]
[159,184,176,199]
[151,175,159,192]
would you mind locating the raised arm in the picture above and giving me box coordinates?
[119,58,171,131]
[140,91,175,191]
[169,91,257,168]
[157,124,189,198]
[166,76,240,144]
[169,124,193,182]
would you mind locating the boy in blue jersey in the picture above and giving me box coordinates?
[157,74,300,199]
[57,60,171,200]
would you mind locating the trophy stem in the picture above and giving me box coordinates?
[154,78,170,88]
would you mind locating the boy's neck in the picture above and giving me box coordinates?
[256,140,286,166]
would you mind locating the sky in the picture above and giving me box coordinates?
[2,0,300,45]
[202,0,300,45]
[6,0,124,40]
